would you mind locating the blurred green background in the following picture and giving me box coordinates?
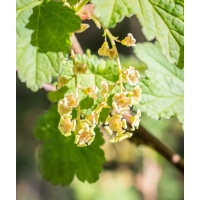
[16,15,184,200]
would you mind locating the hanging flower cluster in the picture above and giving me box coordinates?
[103,76,142,142]
[56,29,141,147]
[97,31,142,143]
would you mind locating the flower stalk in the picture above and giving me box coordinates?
[105,29,123,93]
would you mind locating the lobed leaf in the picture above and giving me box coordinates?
[16,0,81,91]
[134,42,184,124]
[59,54,119,100]
[132,0,184,69]
[91,0,134,28]
[34,105,105,185]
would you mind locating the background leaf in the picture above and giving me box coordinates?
[132,0,184,69]
[59,54,119,100]
[91,0,134,28]
[134,42,184,124]
[34,105,106,185]
[16,0,81,91]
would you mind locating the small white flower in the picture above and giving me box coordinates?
[58,93,79,116]
[130,109,141,131]
[122,66,140,86]
[58,114,76,137]
[104,113,128,136]
[74,126,95,147]
[110,132,133,143]
[112,92,133,113]
[128,85,142,105]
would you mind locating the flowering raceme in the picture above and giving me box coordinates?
[56,29,142,146]
[58,93,79,116]
[74,119,95,147]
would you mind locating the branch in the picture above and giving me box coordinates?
[129,125,184,174]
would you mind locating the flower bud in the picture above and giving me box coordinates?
[73,62,88,74]
[121,33,136,47]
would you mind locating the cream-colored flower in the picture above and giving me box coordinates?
[64,93,79,107]
[83,85,99,100]
[121,33,136,47]
[104,113,132,142]
[73,62,88,74]
[112,92,133,113]
[100,80,109,98]
[58,93,78,116]
[130,109,141,131]
[58,101,71,116]
[110,132,133,143]
[122,66,140,86]
[58,114,76,137]
[128,85,142,105]
[87,112,99,126]
[74,120,95,147]
[104,113,127,135]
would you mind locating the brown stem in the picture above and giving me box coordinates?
[129,125,184,174]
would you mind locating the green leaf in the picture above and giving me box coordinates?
[99,108,110,123]
[47,86,69,103]
[80,96,94,110]
[175,0,184,5]
[16,0,81,91]
[34,105,59,141]
[132,0,184,69]
[134,42,184,124]
[34,105,106,185]
[60,54,119,100]
[91,0,134,28]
